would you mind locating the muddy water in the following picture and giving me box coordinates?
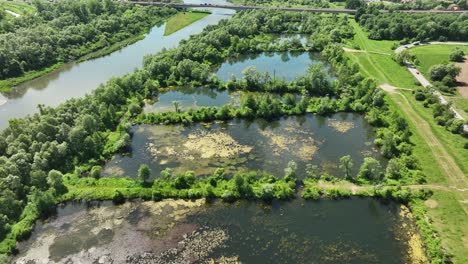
[103,113,381,179]
[13,198,423,264]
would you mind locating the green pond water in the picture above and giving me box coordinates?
[216,51,327,82]
[143,87,235,113]
[103,113,382,179]
[13,198,418,264]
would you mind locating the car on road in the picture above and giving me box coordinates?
[416,71,420,74]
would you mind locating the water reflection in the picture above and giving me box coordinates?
[13,199,412,264]
[103,113,381,179]
[0,1,235,129]
[216,52,326,82]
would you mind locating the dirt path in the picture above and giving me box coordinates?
[380,85,468,214]
[455,55,468,98]
[343,47,390,55]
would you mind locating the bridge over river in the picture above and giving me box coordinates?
[124,1,468,14]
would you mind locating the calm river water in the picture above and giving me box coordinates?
[0,0,235,129]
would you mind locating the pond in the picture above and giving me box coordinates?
[103,113,382,179]
[13,198,425,263]
[216,52,327,82]
[143,87,235,113]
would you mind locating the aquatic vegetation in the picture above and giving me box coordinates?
[397,205,429,264]
[183,130,253,159]
[128,227,228,263]
[327,119,355,133]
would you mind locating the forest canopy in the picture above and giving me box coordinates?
[357,7,468,41]
[0,0,176,79]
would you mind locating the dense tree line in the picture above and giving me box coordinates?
[414,88,467,135]
[369,0,467,11]
[0,0,176,79]
[143,11,353,87]
[229,0,330,8]
[356,6,468,41]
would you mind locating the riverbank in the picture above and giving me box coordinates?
[0,23,165,93]
[164,11,210,36]
[0,10,211,93]
[0,63,63,93]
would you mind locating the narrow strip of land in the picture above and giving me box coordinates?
[380,85,468,214]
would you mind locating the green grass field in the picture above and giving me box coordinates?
[409,45,468,77]
[424,190,468,264]
[164,11,209,36]
[346,20,468,262]
[0,1,35,17]
[409,44,468,121]
[384,96,446,184]
[450,97,468,119]
[344,20,420,89]
[400,90,468,174]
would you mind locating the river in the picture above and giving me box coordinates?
[0,0,235,129]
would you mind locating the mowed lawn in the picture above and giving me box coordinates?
[164,11,209,36]
[409,44,468,118]
[409,44,468,76]
[344,20,420,89]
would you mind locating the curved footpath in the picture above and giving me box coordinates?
[396,42,468,132]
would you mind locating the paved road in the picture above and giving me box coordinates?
[125,1,468,14]
[396,42,468,131]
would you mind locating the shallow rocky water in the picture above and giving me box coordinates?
[13,198,425,264]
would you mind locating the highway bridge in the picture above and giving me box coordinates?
[124,1,468,14]
[124,1,356,14]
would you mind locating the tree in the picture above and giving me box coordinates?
[128,103,142,117]
[90,166,102,179]
[172,101,181,113]
[457,0,467,9]
[284,160,297,182]
[385,158,406,180]
[47,170,66,194]
[449,48,465,62]
[137,164,151,182]
[259,183,275,201]
[357,157,383,181]
[339,155,353,180]
[429,63,461,83]
[345,0,364,9]
[242,66,262,88]
[305,164,320,179]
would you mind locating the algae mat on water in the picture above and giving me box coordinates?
[164,12,210,36]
